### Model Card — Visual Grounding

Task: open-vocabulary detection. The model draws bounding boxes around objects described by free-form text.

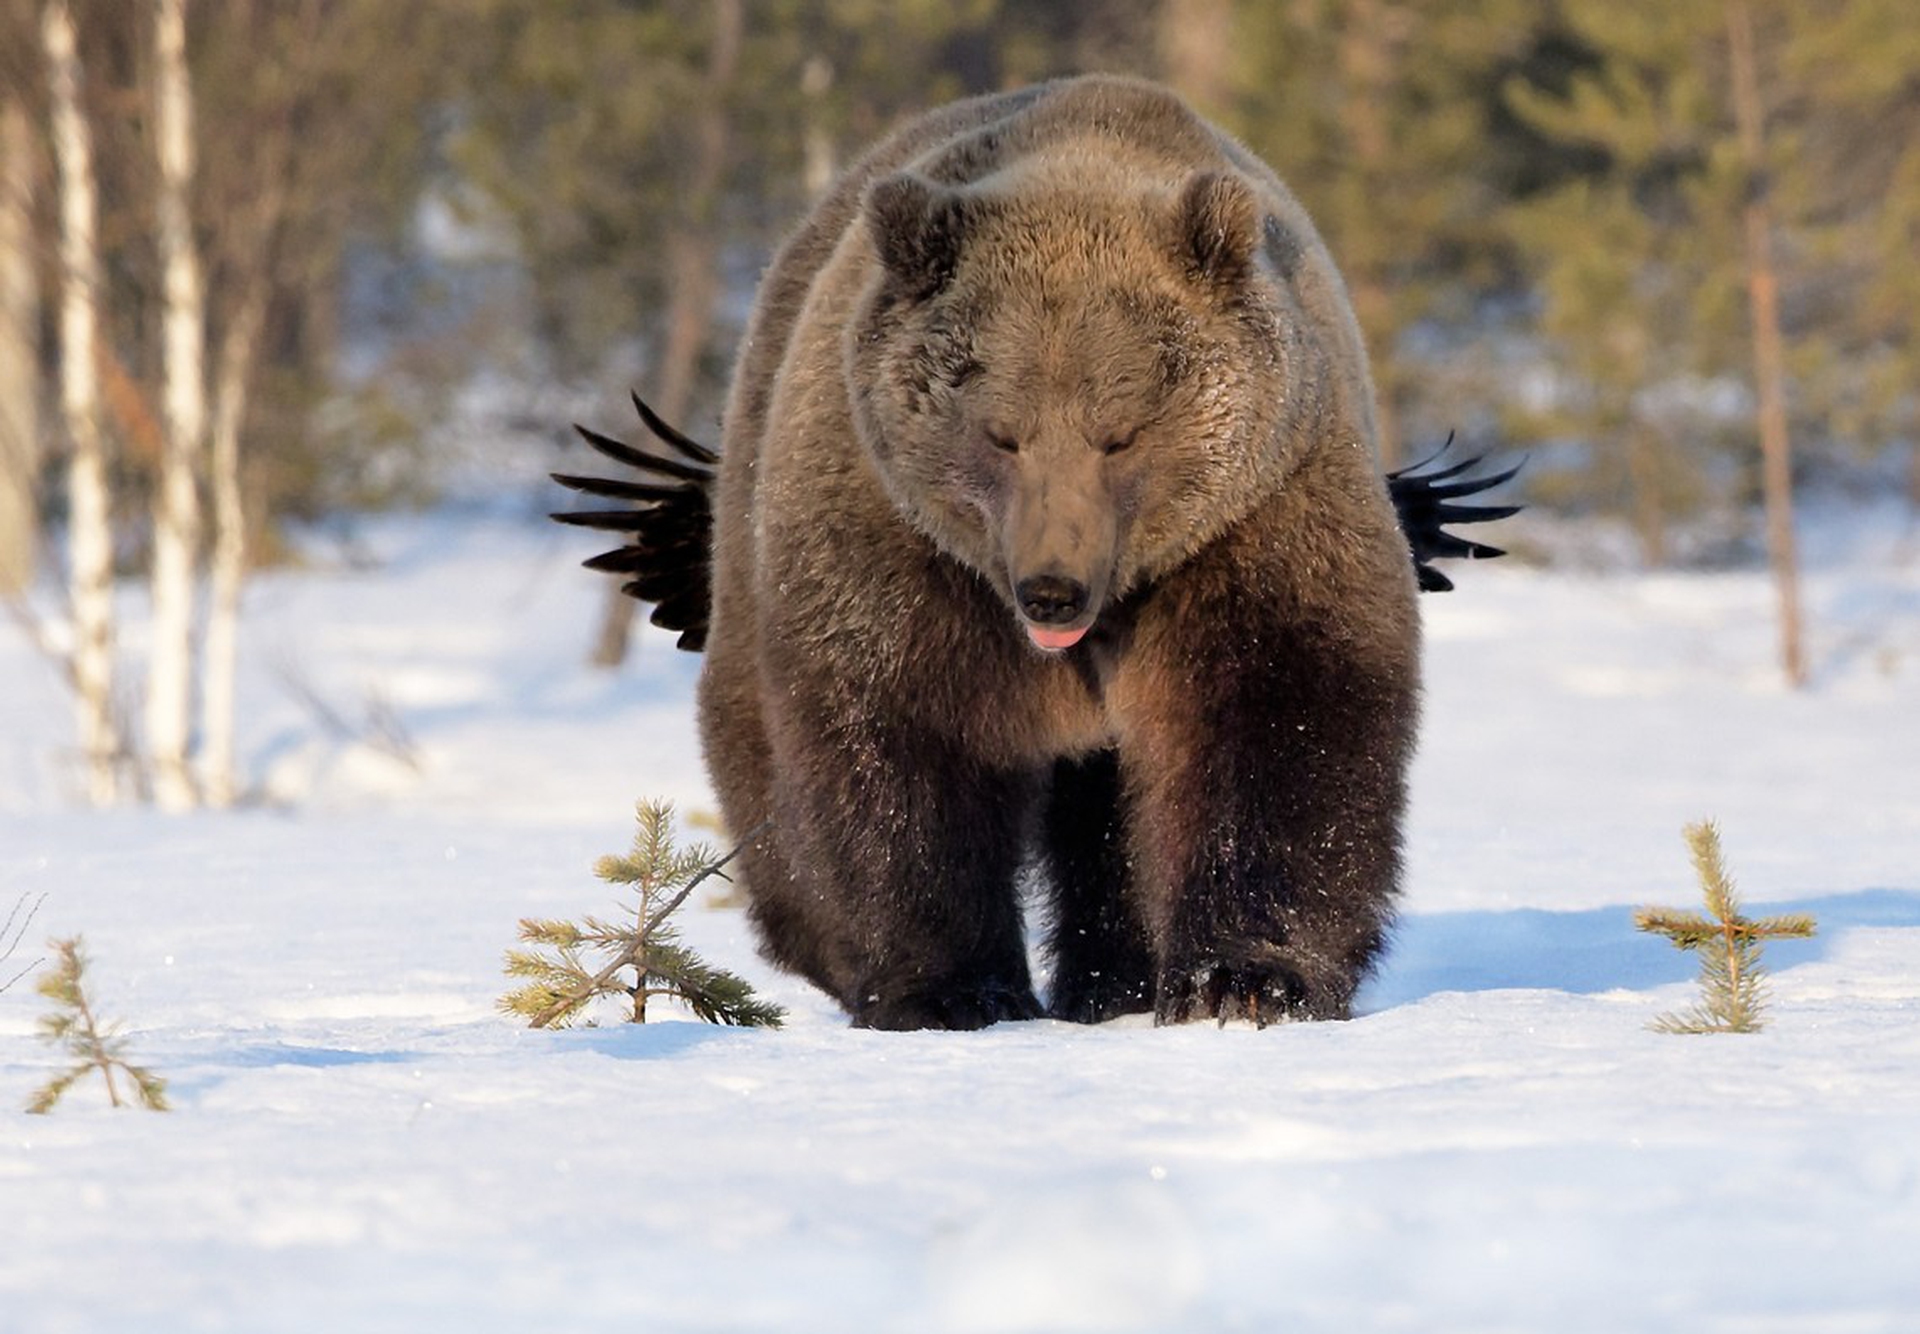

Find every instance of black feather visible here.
[581,548,652,574]
[631,389,719,465]
[549,508,667,534]
[572,424,714,485]
[550,393,718,653]
[551,472,694,504]
[1386,434,1523,594]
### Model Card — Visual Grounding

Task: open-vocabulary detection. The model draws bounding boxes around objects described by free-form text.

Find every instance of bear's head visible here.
[847,164,1315,654]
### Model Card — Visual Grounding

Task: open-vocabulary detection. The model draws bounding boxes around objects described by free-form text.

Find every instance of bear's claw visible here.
[1154,957,1330,1028]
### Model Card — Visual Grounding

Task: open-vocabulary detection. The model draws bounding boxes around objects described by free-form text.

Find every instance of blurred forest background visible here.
[1,0,1915,805]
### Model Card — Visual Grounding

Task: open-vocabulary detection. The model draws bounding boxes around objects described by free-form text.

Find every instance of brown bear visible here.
[634,75,1432,1029]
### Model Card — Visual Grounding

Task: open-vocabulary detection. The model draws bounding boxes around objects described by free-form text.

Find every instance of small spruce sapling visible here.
[500,800,782,1029]
[1635,820,1816,1034]
[27,936,170,1113]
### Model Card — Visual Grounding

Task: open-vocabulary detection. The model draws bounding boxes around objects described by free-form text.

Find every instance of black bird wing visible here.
[553,400,1522,651]
[551,392,717,652]
[1385,435,1522,593]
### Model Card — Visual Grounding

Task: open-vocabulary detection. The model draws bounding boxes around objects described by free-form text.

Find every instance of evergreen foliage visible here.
[27,937,170,1113]
[1503,6,1748,559]
[1635,820,1816,1034]
[501,801,782,1029]
[1224,0,1536,466]
[1505,0,1920,552]
[11,1,1920,707]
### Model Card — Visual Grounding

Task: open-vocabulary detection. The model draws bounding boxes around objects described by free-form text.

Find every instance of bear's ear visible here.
[865,172,970,297]
[1176,171,1259,287]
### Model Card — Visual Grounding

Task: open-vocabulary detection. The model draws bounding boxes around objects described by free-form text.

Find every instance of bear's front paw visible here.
[852,979,1042,1031]
[1047,971,1155,1024]
[1154,956,1344,1027]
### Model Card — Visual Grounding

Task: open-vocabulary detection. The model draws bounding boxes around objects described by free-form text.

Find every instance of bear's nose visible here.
[1015,575,1089,625]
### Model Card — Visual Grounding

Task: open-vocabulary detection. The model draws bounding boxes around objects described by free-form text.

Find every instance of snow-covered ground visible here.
[3,501,1917,1333]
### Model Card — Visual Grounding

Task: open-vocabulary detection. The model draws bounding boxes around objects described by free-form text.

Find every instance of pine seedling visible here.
[1635,820,1816,1034]
[27,937,170,1113]
[500,801,782,1029]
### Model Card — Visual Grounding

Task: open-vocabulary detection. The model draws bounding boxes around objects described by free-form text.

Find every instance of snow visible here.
[3,501,1918,1333]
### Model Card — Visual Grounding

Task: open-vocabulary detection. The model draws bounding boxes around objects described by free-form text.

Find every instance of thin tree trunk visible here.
[199,279,266,809]
[198,143,289,810]
[198,2,312,807]
[148,0,206,809]
[590,0,742,668]
[0,99,38,597]
[44,0,122,805]
[1726,0,1806,688]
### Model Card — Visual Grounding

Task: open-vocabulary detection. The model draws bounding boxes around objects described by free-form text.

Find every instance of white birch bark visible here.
[43,0,121,805]
[195,7,302,807]
[148,0,205,809]
[0,99,39,597]
[199,281,266,808]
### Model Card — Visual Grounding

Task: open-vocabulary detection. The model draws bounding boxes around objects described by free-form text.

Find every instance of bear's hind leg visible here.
[1039,751,1156,1023]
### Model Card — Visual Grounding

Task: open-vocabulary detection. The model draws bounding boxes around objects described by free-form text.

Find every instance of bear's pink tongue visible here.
[1027,623,1089,652]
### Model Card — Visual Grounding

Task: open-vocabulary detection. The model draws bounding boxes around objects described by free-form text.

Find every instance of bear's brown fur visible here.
[700,74,1420,1029]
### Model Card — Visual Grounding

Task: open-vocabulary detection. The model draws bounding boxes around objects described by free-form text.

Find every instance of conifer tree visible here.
[1635,820,1816,1034]
[501,801,782,1029]
[1503,0,1890,668]
[1779,0,1920,505]
[1224,0,1535,467]
[27,936,170,1113]
[1503,6,1740,564]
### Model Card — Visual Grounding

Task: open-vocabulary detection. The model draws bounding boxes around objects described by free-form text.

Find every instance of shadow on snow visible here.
[542,1019,751,1059]
[1362,886,1920,1012]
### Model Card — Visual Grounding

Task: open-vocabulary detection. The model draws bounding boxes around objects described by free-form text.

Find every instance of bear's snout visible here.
[1014,573,1093,651]
[1016,574,1088,625]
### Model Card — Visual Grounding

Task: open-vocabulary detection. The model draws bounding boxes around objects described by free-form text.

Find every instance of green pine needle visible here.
[27,936,170,1113]
[643,938,788,1028]
[514,918,587,948]
[1636,820,1816,1034]
[501,800,781,1030]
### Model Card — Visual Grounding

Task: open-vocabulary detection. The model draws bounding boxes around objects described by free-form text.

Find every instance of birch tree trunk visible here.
[199,275,268,809]
[198,3,308,808]
[44,0,122,805]
[1725,0,1807,688]
[590,0,742,668]
[0,99,38,597]
[148,0,206,809]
